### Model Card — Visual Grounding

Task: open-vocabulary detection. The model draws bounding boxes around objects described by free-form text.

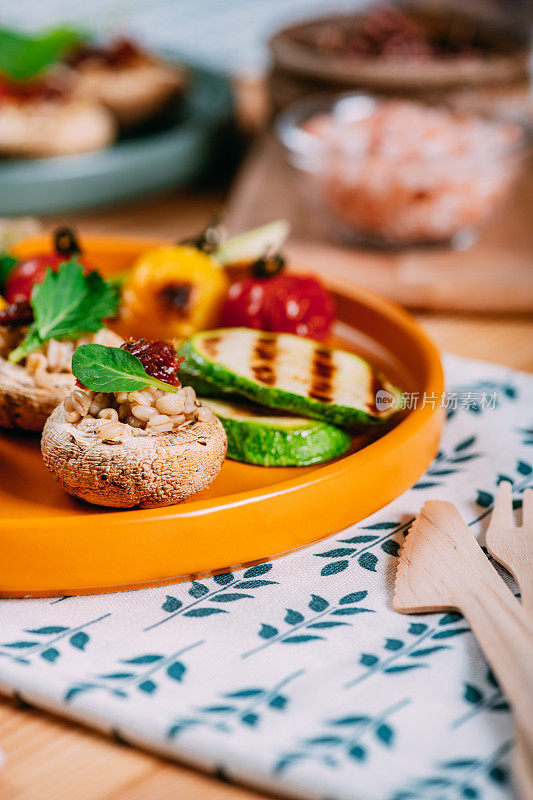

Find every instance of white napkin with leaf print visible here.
[0,354,531,800]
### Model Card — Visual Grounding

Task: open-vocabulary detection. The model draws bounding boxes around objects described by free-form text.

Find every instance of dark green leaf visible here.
[339,535,378,543]
[439,613,463,625]
[25,626,68,634]
[167,661,186,682]
[200,705,235,713]
[269,694,287,710]
[408,623,427,635]
[213,572,234,584]
[315,548,355,558]
[224,688,263,698]
[11,260,119,363]
[348,745,366,761]
[0,26,86,80]
[183,608,225,617]
[285,609,304,624]
[0,252,17,290]
[413,481,440,489]
[99,672,134,679]
[331,715,370,726]
[476,490,494,508]
[486,668,498,688]
[455,436,476,452]
[340,591,368,604]
[376,723,394,746]
[410,646,448,657]
[464,684,483,704]
[432,628,470,639]
[211,593,252,602]
[242,564,271,578]
[138,679,157,694]
[362,522,400,530]
[332,606,372,616]
[258,624,277,639]
[321,560,349,576]
[360,653,379,667]
[381,540,401,556]
[307,621,348,629]
[70,632,89,651]
[491,702,510,711]
[189,581,209,598]
[305,735,342,745]
[488,766,507,784]
[72,343,177,394]
[122,654,163,664]
[384,665,425,673]
[358,553,378,572]
[282,635,324,644]
[384,638,403,651]
[41,647,60,662]
[461,786,478,798]
[65,685,93,702]
[443,759,480,768]
[517,460,532,475]
[309,594,328,612]
[241,712,259,726]
[2,641,38,648]
[162,595,181,613]
[233,580,277,588]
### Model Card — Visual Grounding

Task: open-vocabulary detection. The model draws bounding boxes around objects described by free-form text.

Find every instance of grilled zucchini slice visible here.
[179,328,402,427]
[202,397,351,466]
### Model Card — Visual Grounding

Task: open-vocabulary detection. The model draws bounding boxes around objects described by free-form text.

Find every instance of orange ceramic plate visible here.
[0,236,444,597]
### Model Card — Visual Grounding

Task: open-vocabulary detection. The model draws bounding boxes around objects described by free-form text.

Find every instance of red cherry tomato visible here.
[220,274,335,342]
[4,227,93,303]
[5,254,64,303]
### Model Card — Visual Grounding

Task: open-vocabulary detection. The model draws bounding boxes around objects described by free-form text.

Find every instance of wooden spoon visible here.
[394,500,533,800]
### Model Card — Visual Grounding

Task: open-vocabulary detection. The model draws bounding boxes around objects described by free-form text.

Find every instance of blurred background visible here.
[1,0,532,315]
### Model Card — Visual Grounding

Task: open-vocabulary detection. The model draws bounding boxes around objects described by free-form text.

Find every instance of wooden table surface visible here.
[1,189,532,800]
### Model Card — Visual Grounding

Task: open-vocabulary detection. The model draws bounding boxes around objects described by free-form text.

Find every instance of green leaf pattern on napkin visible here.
[0,355,529,800]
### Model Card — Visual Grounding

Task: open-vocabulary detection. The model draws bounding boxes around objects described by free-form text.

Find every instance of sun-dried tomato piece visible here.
[0,300,34,327]
[121,338,184,386]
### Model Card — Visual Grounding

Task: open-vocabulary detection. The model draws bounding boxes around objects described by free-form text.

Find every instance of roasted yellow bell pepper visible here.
[119,245,229,341]
[0,295,6,310]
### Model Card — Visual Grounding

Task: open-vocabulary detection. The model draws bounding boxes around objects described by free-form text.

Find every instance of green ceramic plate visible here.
[0,70,234,215]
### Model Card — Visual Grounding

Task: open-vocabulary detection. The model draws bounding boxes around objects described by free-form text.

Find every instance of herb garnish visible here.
[9,259,119,363]
[0,26,86,81]
[0,253,17,292]
[72,344,179,394]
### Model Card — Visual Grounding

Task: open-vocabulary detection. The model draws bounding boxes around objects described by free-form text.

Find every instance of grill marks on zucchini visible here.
[310,347,335,403]
[179,328,402,427]
[252,334,277,386]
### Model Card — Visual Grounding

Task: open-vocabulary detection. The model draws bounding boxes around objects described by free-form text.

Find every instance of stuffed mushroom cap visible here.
[41,401,227,508]
[0,356,74,431]
[72,58,186,127]
[0,97,116,158]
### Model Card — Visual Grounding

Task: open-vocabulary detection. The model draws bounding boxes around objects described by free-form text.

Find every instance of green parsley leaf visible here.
[72,344,179,394]
[0,26,87,81]
[9,259,118,363]
[0,252,17,292]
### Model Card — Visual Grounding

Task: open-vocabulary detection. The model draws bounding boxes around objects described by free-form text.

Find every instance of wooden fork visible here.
[486,481,533,617]
[394,500,533,800]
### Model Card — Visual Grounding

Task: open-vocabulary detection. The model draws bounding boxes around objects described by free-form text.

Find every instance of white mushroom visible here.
[0,98,116,158]
[72,58,186,127]
[41,402,227,508]
[0,355,74,431]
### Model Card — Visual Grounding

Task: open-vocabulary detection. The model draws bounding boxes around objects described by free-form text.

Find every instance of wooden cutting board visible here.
[226,133,533,312]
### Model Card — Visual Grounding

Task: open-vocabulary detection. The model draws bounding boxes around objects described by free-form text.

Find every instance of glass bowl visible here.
[276,92,531,249]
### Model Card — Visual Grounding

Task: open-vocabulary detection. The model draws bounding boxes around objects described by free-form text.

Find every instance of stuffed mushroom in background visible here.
[41,339,227,508]
[67,38,187,128]
[0,75,116,158]
[0,247,120,431]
